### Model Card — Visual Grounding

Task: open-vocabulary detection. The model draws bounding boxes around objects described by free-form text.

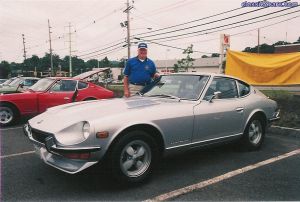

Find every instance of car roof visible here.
[22,77,40,79]
[43,77,86,82]
[170,72,242,82]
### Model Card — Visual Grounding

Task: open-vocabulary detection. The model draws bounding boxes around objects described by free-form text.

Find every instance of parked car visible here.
[24,73,280,183]
[0,77,39,94]
[0,77,17,87]
[0,79,7,84]
[0,76,114,126]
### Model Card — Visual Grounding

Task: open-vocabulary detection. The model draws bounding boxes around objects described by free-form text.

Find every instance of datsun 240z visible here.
[24,73,280,183]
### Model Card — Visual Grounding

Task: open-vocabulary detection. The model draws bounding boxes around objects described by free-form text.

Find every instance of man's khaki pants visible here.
[129,84,144,96]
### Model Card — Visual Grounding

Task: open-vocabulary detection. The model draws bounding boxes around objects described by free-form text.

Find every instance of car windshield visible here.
[8,78,22,86]
[143,75,209,100]
[29,78,54,91]
[2,78,15,85]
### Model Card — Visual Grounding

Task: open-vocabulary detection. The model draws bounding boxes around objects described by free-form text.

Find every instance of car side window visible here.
[51,80,77,92]
[78,81,88,89]
[237,80,250,97]
[204,77,238,100]
[24,79,38,86]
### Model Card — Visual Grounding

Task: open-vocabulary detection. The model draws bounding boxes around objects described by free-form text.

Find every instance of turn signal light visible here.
[96,131,109,138]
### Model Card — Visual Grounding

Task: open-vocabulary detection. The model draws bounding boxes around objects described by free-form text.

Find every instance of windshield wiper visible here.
[148,94,181,101]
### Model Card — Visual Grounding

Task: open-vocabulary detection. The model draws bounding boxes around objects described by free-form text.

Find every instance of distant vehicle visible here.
[0,77,39,94]
[0,77,17,87]
[0,79,7,84]
[0,74,114,126]
[24,73,280,184]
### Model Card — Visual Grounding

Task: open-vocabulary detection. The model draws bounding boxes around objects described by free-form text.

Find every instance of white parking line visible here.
[144,148,300,202]
[0,126,23,131]
[272,125,300,131]
[0,151,35,159]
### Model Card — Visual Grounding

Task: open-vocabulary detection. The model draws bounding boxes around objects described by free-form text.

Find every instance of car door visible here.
[192,77,245,143]
[38,79,77,113]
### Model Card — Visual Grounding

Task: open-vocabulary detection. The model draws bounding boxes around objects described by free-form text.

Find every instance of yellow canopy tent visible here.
[225,50,300,85]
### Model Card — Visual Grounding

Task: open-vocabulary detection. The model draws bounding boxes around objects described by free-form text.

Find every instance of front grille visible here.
[30,127,53,144]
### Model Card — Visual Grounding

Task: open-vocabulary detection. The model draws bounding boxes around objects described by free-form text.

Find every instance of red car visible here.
[0,75,114,126]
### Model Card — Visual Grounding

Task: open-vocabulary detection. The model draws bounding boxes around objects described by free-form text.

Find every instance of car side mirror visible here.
[208,91,221,102]
[19,83,24,88]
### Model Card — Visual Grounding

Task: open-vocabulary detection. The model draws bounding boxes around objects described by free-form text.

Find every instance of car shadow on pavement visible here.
[47,142,239,191]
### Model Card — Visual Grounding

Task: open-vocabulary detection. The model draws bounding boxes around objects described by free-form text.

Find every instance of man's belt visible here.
[130,82,148,86]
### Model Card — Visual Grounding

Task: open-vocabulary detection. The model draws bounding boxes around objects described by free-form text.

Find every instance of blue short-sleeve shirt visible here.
[123,57,156,85]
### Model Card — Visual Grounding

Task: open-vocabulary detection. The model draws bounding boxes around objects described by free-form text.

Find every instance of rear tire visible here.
[239,115,265,151]
[0,103,19,127]
[108,130,159,184]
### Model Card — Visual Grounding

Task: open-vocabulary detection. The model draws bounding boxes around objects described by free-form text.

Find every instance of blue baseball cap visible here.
[138,43,148,49]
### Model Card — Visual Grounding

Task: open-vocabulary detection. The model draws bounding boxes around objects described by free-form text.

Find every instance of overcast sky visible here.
[1,0,300,63]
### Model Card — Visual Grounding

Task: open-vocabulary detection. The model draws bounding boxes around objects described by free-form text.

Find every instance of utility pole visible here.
[124,0,131,59]
[22,34,27,74]
[22,34,27,61]
[257,28,260,54]
[48,19,53,76]
[68,22,73,77]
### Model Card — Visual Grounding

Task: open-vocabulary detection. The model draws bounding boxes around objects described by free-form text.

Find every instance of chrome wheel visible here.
[120,140,151,178]
[248,120,262,145]
[0,106,14,124]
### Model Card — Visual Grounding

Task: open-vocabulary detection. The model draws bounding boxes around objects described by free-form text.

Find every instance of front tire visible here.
[109,130,159,184]
[240,116,265,151]
[0,103,19,127]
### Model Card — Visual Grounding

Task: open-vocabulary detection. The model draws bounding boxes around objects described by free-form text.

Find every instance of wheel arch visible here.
[0,101,21,115]
[244,110,267,132]
[108,124,165,154]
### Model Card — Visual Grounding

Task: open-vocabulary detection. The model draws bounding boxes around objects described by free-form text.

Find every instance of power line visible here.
[76,38,124,54]
[133,0,291,37]
[133,6,244,37]
[160,13,299,46]
[135,38,214,54]
[81,46,126,60]
[135,6,299,41]
[135,7,266,38]
[77,41,126,57]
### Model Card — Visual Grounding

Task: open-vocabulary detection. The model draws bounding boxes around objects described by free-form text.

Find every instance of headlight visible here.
[82,122,90,139]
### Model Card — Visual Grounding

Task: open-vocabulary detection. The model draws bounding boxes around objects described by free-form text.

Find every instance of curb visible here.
[268,125,300,138]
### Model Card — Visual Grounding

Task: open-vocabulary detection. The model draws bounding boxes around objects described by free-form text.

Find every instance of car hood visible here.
[29,96,178,133]
[0,85,18,93]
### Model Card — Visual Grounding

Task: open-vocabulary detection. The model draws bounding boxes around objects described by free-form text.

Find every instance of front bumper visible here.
[268,110,280,126]
[23,123,101,174]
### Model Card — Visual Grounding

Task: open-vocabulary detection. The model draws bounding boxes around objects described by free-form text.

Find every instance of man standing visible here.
[123,43,159,97]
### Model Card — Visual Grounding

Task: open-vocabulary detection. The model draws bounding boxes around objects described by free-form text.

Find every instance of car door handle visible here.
[236,107,244,112]
[64,97,70,100]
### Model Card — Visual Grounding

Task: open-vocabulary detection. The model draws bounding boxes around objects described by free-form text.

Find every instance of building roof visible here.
[154,57,219,68]
[274,44,300,53]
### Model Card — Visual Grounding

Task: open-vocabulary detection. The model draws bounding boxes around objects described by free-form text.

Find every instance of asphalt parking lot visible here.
[1,124,300,201]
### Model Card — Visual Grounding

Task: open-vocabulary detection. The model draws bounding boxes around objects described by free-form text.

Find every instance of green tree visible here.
[101,56,110,67]
[293,36,300,44]
[211,53,220,57]
[86,59,98,69]
[173,44,195,72]
[0,61,11,79]
[243,43,274,53]
[72,56,86,76]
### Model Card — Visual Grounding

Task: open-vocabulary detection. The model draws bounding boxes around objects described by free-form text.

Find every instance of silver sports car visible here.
[24,73,280,183]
